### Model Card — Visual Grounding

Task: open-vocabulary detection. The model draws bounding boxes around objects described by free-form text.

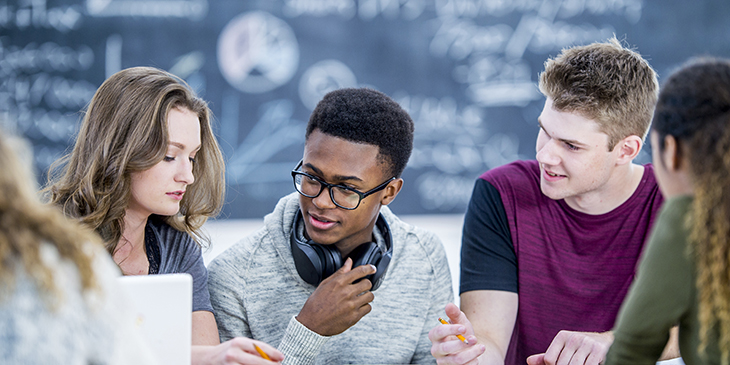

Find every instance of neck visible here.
[564,163,645,215]
[117,210,149,256]
[333,218,379,258]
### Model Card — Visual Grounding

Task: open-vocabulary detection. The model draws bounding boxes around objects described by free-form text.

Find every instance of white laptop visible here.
[117,273,192,365]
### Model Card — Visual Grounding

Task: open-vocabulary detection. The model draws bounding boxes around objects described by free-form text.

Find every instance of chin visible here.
[303,226,338,246]
[155,207,182,217]
[540,183,568,201]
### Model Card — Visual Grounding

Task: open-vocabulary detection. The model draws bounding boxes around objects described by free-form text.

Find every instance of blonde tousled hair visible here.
[0,131,99,306]
[539,37,659,150]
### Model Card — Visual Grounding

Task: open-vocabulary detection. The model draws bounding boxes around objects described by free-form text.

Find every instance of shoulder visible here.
[621,163,664,212]
[147,216,197,250]
[479,160,540,197]
[480,160,539,184]
[380,207,448,268]
[207,227,268,277]
[208,194,299,277]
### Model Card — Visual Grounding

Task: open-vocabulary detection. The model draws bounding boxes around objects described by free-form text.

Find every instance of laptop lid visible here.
[118,273,192,365]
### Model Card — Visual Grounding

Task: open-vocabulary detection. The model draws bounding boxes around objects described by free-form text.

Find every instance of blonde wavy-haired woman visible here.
[45,67,283,364]
[0,131,156,364]
[606,58,730,365]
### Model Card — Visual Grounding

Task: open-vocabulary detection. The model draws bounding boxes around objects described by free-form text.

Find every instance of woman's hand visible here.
[192,338,284,365]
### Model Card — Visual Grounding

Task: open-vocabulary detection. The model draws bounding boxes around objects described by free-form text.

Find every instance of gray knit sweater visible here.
[208,193,453,364]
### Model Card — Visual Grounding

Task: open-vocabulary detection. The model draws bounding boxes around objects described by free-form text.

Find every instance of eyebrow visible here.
[304,163,364,183]
[169,141,202,152]
[537,120,587,148]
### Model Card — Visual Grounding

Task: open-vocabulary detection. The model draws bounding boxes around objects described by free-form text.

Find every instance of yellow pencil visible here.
[254,344,271,360]
[438,317,469,344]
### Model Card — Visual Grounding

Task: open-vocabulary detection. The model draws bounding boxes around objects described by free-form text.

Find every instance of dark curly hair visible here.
[306,88,414,178]
[652,57,730,363]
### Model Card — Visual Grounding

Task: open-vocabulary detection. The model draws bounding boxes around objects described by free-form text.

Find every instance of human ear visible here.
[661,135,682,171]
[380,178,403,206]
[615,135,643,165]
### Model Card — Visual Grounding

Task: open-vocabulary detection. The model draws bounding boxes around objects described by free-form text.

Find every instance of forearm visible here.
[474,336,509,365]
[191,346,214,365]
[658,326,680,360]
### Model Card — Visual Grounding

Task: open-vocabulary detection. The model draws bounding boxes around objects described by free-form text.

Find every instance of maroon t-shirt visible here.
[460,160,664,365]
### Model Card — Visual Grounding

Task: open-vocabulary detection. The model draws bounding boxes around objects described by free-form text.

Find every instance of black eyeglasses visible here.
[291,160,395,210]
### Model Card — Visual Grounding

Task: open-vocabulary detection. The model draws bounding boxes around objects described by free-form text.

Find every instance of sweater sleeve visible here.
[278,317,330,365]
[411,229,454,364]
[604,197,694,365]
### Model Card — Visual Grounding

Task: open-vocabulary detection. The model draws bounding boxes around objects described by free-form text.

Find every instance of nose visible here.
[311,185,336,209]
[535,134,560,166]
[175,159,195,185]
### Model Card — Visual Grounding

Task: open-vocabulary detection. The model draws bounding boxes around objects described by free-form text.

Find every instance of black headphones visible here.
[290,210,392,291]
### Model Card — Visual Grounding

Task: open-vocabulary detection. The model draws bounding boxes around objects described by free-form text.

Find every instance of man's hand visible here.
[296,257,376,336]
[526,330,613,365]
[428,303,485,364]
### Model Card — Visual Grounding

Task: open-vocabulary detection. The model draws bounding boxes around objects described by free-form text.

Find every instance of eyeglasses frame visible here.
[291,160,396,210]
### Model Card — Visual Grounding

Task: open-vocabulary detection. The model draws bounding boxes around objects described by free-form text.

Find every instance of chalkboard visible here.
[3,0,730,219]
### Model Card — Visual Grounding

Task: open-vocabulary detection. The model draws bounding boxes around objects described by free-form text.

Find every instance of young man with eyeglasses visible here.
[207,88,453,365]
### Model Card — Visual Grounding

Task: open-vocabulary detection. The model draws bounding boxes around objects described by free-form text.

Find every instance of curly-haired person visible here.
[606,57,730,365]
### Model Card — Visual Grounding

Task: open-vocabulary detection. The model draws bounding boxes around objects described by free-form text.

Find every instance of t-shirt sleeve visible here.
[161,230,213,313]
[185,246,213,313]
[459,178,517,294]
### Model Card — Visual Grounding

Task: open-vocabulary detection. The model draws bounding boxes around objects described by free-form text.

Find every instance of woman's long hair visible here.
[44,67,225,255]
[0,131,99,305]
[653,58,730,363]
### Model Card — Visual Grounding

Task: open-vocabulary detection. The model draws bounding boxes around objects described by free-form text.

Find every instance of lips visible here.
[167,190,185,201]
[308,212,338,230]
[542,165,566,181]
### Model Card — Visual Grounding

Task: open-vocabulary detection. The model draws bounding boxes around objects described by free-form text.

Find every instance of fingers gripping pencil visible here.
[254,344,271,360]
[438,317,469,344]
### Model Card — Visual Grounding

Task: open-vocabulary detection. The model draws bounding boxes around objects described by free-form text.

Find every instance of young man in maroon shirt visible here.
[429,38,679,365]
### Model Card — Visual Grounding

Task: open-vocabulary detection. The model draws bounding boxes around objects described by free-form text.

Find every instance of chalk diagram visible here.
[298,59,358,111]
[218,11,304,186]
[217,11,299,94]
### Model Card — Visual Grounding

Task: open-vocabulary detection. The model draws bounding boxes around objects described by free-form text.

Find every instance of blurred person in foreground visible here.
[0,130,158,364]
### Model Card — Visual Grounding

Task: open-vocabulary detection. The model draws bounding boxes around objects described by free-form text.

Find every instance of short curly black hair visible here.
[306,88,414,178]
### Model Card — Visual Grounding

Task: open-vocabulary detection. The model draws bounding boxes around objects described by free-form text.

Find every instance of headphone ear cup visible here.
[349,242,381,269]
[290,233,324,286]
[348,242,381,288]
[315,244,343,279]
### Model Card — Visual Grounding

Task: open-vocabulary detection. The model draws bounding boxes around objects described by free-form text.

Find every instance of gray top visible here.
[147,216,213,313]
[0,243,158,365]
[208,192,453,365]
